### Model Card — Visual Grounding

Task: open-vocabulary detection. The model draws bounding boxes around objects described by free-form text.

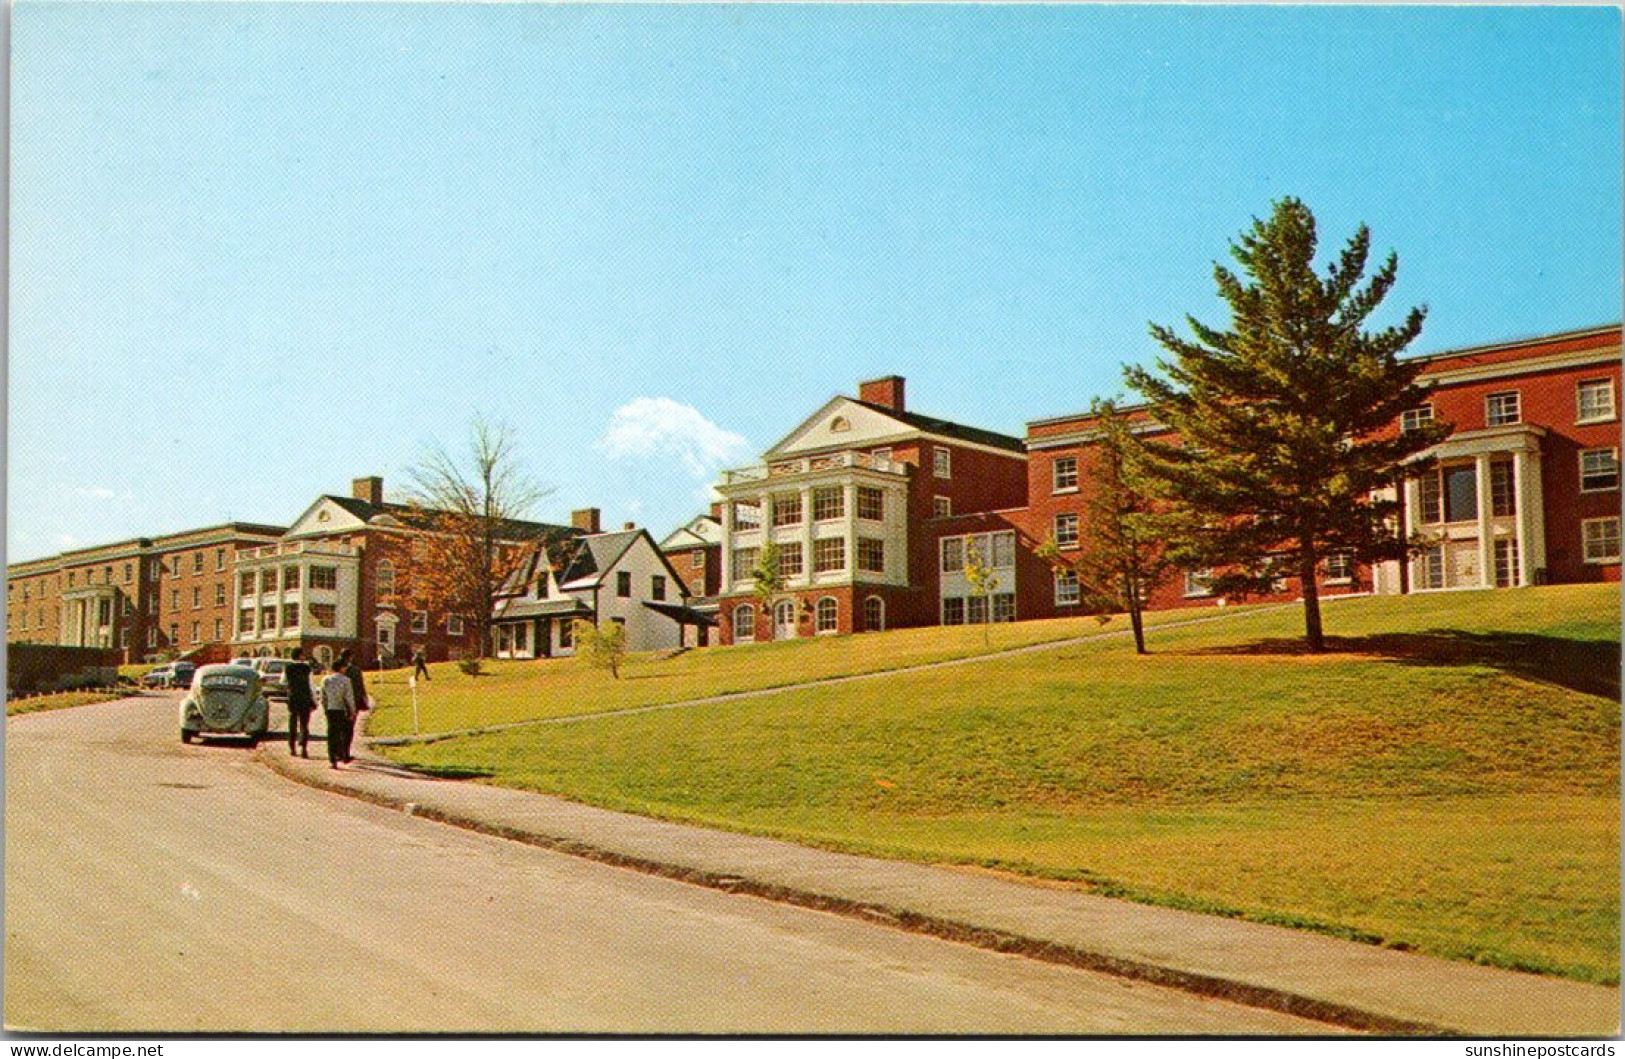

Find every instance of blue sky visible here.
[10,3,1622,562]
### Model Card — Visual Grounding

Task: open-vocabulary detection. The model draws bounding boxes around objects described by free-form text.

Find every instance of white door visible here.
[774,600,797,641]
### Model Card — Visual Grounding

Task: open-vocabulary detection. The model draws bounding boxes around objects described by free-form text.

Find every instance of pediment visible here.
[764,397,917,459]
[284,497,369,539]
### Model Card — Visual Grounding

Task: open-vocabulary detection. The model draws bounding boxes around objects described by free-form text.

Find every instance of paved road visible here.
[5,694,1332,1034]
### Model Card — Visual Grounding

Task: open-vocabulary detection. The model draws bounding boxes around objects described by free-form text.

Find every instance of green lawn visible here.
[7,688,131,717]
[382,584,1621,982]
[367,601,1263,737]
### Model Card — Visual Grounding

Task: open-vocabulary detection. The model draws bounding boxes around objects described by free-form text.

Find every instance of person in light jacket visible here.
[320,663,356,770]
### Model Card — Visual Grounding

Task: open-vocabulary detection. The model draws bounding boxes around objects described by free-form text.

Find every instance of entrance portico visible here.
[1403,424,1547,591]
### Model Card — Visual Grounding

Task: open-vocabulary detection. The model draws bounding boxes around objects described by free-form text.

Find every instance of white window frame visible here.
[857,537,885,574]
[691,549,705,569]
[771,492,803,527]
[732,604,756,643]
[1054,512,1080,550]
[1581,517,1620,564]
[813,537,846,574]
[815,597,839,634]
[1054,569,1080,606]
[1577,379,1617,424]
[812,487,845,522]
[857,487,885,522]
[1183,569,1214,598]
[1400,405,1434,433]
[1579,448,1619,493]
[1485,391,1521,427]
[940,536,964,574]
[934,447,952,479]
[447,614,465,636]
[1052,456,1079,493]
[779,542,804,578]
[933,496,952,519]
[1324,553,1353,584]
[411,610,428,634]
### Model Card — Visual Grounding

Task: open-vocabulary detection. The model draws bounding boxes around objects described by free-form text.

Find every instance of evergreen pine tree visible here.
[1125,198,1451,651]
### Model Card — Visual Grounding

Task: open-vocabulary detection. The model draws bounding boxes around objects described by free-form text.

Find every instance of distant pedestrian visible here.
[320,662,356,769]
[412,648,431,682]
[339,649,369,764]
[283,648,315,759]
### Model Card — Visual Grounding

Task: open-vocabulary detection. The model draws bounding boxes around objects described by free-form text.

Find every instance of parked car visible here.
[179,664,270,746]
[142,662,197,689]
[253,657,289,700]
[228,657,256,668]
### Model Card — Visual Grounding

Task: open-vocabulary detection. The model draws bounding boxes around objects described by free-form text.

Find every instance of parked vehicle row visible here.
[141,661,196,689]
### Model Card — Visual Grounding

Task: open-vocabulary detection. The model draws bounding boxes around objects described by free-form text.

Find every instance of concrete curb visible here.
[261,746,1458,1036]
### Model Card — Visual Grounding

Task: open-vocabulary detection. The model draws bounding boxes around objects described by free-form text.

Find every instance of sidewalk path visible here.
[370,602,1303,747]
[262,743,1620,1037]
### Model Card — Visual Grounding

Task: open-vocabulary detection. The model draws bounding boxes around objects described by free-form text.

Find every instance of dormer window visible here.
[830,416,851,433]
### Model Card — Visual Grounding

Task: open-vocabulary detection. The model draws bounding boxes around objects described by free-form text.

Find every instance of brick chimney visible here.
[709,502,724,520]
[352,477,384,506]
[623,521,636,531]
[571,507,601,534]
[859,375,905,412]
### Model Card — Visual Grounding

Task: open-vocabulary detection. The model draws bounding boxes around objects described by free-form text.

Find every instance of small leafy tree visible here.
[1034,399,1177,655]
[1125,197,1451,651]
[751,540,787,639]
[572,619,627,679]
[963,538,1000,646]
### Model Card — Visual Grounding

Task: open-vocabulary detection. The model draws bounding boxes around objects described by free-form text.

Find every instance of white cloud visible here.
[595,397,752,481]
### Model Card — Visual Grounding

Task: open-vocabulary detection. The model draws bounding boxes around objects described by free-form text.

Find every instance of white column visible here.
[799,487,814,586]
[843,482,859,584]
[1404,477,1423,591]
[1513,449,1546,586]
[1475,454,1494,588]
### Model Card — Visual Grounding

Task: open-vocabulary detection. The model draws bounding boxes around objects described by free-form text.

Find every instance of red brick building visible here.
[704,325,1620,643]
[230,476,578,669]
[6,523,286,664]
[713,376,1029,643]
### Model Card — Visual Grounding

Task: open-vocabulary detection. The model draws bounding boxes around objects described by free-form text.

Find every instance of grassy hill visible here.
[380,584,1621,982]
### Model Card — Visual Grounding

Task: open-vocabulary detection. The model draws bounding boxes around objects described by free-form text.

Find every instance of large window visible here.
[940,536,963,573]
[942,597,965,625]
[1493,538,1521,588]
[1053,456,1079,492]
[862,596,884,632]
[1420,546,1446,590]
[857,537,885,574]
[1055,569,1080,606]
[934,447,952,479]
[1489,460,1516,516]
[812,487,845,521]
[310,566,338,591]
[857,487,885,522]
[1580,449,1619,493]
[260,606,276,631]
[779,542,804,578]
[1419,465,1479,524]
[448,614,465,636]
[1400,405,1434,434]
[771,493,803,527]
[240,572,256,597]
[1485,391,1521,426]
[813,538,846,574]
[733,604,756,643]
[1577,379,1616,424]
[992,593,1015,623]
[239,608,255,634]
[310,603,337,629]
[1054,513,1080,550]
[616,571,632,598]
[283,603,300,629]
[732,548,759,580]
[1582,518,1621,563]
[1183,570,1213,597]
[816,597,839,633]
[283,565,301,591]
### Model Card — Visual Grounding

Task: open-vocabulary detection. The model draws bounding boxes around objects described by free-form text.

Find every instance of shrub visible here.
[457,658,483,677]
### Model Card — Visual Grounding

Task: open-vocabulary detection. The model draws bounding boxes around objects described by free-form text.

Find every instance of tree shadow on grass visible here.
[1181,631,1621,701]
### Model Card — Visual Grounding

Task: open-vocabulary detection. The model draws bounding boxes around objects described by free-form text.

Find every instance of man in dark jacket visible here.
[283,648,315,758]
[338,649,369,764]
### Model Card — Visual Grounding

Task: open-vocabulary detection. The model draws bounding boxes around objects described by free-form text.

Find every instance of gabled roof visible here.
[313,495,572,541]
[659,514,722,551]
[763,394,1025,461]
[555,529,644,586]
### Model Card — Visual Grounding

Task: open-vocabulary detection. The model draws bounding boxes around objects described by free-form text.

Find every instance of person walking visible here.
[412,648,431,682]
[320,661,356,770]
[339,649,369,764]
[283,648,315,759]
